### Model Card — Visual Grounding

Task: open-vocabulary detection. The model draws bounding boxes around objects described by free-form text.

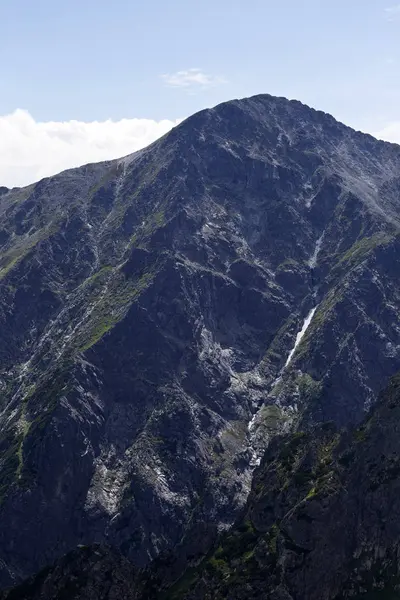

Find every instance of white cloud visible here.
[374,122,400,144]
[161,68,227,92]
[385,4,400,20]
[0,110,181,188]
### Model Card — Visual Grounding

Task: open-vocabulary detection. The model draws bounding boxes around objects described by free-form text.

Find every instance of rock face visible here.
[0,545,138,600]
[164,374,400,600]
[0,93,400,589]
[7,374,400,600]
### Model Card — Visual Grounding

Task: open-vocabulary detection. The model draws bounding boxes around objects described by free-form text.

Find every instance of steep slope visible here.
[6,374,400,600]
[166,374,400,600]
[0,94,400,587]
[0,545,138,600]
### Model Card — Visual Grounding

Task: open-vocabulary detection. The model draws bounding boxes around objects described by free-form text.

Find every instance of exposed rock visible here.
[0,93,400,589]
[166,374,400,599]
[0,545,137,600]
[8,374,400,600]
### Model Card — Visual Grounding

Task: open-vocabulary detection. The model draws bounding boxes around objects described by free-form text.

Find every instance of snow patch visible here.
[284,307,317,368]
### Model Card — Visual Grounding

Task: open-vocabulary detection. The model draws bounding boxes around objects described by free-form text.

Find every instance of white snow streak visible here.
[247,230,324,462]
[284,307,317,368]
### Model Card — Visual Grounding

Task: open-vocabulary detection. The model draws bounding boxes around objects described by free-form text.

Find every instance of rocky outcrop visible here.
[166,373,400,599]
[0,545,137,600]
[1,93,400,588]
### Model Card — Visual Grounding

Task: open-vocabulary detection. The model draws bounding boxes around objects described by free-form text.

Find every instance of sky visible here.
[1,0,400,187]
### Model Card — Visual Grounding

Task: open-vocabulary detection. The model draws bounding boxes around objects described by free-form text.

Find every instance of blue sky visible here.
[1,0,400,186]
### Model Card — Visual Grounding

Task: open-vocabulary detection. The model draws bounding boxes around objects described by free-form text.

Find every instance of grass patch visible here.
[130,208,166,248]
[335,233,392,270]
[78,268,158,352]
[298,373,323,403]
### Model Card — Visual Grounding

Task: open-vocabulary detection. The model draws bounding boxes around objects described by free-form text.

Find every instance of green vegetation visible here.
[266,523,279,557]
[164,416,369,599]
[354,427,367,443]
[78,267,158,352]
[293,289,343,359]
[0,255,22,280]
[79,316,116,352]
[291,233,394,358]
[297,373,323,403]
[81,265,113,287]
[258,404,286,430]
[278,431,307,471]
[0,221,61,280]
[261,314,298,369]
[3,185,35,207]
[276,257,299,271]
[130,208,166,248]
[15,411,31,480]
[166,518,259,598]
[335,233,393,270]
[0,397,37,502]
[219,421,248,446]
[207,556,230,577]
[305,486,317,499]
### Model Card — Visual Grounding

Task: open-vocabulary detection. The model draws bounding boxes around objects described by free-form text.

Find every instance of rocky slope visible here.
[6,373,400,600]
[0,545,138,600]
[162,373,400,600]
[0,93,400,589]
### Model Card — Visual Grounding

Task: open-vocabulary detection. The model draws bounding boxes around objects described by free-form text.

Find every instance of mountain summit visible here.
[1,94,400,592]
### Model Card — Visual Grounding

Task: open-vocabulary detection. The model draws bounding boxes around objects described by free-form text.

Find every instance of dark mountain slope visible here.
[166,373,400,600]
[0,545,137,600]
[5,373,400,600]
[0,94,400,586]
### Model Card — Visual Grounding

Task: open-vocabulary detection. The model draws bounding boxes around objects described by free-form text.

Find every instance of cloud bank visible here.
[0,110,181,188]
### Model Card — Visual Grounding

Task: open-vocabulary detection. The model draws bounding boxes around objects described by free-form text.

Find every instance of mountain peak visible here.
[1,94,400,595]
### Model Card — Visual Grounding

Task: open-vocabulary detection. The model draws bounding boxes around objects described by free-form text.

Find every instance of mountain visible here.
[0,545,138,600]
[0,93,400,590]
[5,374,400,600]
[161,373,400,600]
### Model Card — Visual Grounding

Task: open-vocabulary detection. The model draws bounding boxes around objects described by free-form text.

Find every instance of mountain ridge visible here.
[0,93,400,591]
[4,93,399,196]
